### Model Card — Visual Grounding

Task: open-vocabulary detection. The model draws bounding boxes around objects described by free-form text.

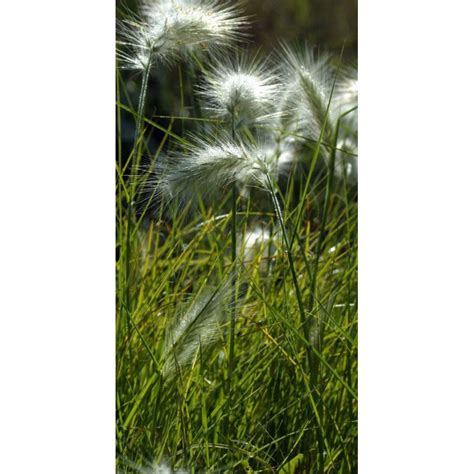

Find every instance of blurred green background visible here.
[245,0,357,59]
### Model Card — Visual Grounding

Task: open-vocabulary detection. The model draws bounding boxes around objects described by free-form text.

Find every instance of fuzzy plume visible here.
[125,461,189,474]
[160,280,233,380]
[197,53,282,129]
[137,134,298,214]
[278,44,358,184]
[279,44,337,145]
[117,0,248,70]
[333,66,358,123]
[156,134,288,204]
[332,67,358,184]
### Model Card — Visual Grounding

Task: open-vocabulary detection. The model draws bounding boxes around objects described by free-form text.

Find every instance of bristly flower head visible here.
[197,53,282,129]
[133,461,189,474]
[279,44,337,142]
[161,280,233,381]
[333,65,358,129]
[278,44,358,182]
[333,66,358,185]
[117,0,248,70]
[155,134,289,204]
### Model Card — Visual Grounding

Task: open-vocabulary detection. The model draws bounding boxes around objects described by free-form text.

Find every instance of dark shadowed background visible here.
[117,0,357,161]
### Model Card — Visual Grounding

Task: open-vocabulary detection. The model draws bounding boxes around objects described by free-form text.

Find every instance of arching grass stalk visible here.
[122,53,152,348]
[308,106,358,312]
[226,113,238,437]
[264,171,329,468]
[264,172,317,387]
[305,108,357,467]
[131,56,156,212]
[134,54,153,143]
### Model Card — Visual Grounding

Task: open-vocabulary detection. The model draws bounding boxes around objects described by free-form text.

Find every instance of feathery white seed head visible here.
[281,45,333,103]
[335,75,358,111]
[117,0,248,70]
[119,459,190,474]
[139,462,189,474]
[332,67,358,185]
[198,54,282,128]
[278,44,358,185]
[279,45,337,142]
[161,280,233,380]
[158,135,285,204]
[333,66,358,130]
[116,17,159,69]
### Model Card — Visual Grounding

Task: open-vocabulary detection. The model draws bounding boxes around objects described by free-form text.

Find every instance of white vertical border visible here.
[359,0,474,472]
[0,1,115,473]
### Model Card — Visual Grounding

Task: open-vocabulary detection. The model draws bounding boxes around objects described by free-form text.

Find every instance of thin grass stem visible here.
[226,116,238,439]
[264,173,317,387]
[135,56,152,142]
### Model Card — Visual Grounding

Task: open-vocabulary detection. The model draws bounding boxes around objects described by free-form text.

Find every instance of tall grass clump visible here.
[117,1,358,472]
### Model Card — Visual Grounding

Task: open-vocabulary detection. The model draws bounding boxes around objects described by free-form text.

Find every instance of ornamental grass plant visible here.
[117,1,358,472]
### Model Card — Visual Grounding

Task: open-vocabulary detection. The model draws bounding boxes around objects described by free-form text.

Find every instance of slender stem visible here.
[308,122,339,312]
[266,172,324,466]
[308,107,357,313]
[226,115,238,437]
[265,174,316,385]
[135,57,152,142]
[229,182,237,374]
[124,55,152,367]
